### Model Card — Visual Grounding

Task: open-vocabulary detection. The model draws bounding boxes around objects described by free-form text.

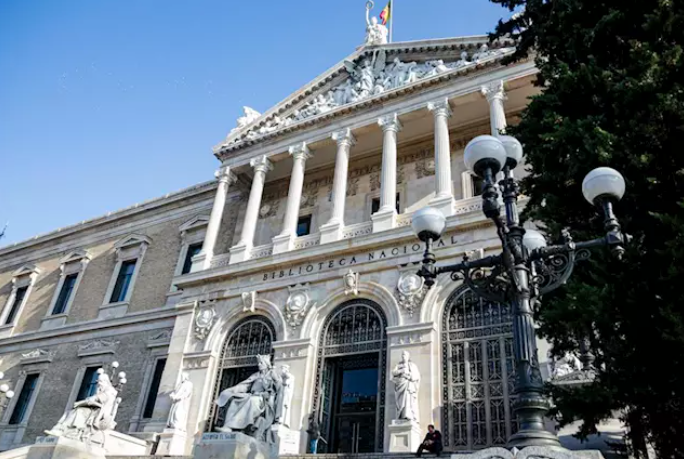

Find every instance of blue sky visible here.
[0,0,511,247]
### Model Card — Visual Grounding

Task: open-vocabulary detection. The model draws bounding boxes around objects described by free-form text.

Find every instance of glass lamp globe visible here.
[464,135,507,176]
[119,378,127,385]
[0,383,8,393]
[411,207,447,241]
[111,361,119,369]
[0,371,4,380]
[118,371,126,379]
[523,229,547,252]
[96,368,105,375]
[5,390,14,399]
[582,167,626,204]
[499,135,523,168]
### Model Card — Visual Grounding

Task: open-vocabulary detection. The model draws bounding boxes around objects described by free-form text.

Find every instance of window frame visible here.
[8,373,40,425]
[0,365,45,449]
[100,234,150,317]
[368,191,402,219]
[128,341,170,433]
[0,265,40,338]
[296,214,313,237]
[171,215,209,286]
[141,357,167,419]
[76,366,101,401]
[461,170,484,199]
[42,250,90,329]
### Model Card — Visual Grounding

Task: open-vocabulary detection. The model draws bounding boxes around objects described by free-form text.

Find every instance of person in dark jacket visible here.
[416,424,443,457]
[306,414,321,453]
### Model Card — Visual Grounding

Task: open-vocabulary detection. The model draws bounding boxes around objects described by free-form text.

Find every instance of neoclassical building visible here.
[0,35,623,456]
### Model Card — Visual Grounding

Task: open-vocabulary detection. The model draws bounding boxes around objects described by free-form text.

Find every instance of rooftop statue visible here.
[229,106,261,135]
[215,354,283,444]
[365,1,388,46]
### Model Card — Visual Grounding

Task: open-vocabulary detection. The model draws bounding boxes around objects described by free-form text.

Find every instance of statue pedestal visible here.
[388,420,422,453]
[155,428,187,456]
[271,424,300,455]
[193,432,277,459]
[27,435,106,459]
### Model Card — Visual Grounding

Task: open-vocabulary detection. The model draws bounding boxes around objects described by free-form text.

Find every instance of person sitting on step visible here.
[416,424,442,457]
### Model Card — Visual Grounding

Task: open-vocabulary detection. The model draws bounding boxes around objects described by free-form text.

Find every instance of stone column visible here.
[481,80,507,136]
[320,129,356,244]
[229,155,272,264]
[372,114,402,233]
[272,142,312,254]
[193,165,236,270]
[427,98,455,216]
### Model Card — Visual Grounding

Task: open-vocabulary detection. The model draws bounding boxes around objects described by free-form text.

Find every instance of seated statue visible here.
[215,354,283,444]
[48,371,119,445]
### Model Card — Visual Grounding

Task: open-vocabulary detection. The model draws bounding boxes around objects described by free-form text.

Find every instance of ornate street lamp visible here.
[411,134,626,448]
[0,371,15,409]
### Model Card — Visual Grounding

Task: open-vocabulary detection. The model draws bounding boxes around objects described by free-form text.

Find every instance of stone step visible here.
[107,457,192,459]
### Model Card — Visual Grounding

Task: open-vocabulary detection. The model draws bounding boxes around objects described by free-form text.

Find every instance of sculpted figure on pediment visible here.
[230,106,261,134]
[365,2,388,46]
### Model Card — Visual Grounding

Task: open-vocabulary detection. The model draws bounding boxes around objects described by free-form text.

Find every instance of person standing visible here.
[306,414,321,454]
[416,424,442,457]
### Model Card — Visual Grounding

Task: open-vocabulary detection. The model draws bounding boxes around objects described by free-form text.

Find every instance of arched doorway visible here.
[312,299,387,453]
[441,286,517,450]
[208,315,276,431]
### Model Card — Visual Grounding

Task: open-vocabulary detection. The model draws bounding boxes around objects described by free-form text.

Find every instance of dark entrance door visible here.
[326,359,378,453]
[313,300,388,453]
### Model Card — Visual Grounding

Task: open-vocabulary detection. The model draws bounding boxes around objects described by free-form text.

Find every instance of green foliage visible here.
[489,1,684,457]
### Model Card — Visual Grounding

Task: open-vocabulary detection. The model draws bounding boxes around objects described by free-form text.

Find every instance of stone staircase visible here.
[106,455,441,459]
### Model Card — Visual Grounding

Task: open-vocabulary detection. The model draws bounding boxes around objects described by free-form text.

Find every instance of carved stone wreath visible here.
[396,272,428,317]
[194,305,216,341]
[285,285,313,329]
[415,158,436,179]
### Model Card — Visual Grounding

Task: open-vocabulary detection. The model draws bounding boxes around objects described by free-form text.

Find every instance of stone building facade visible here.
[0,36,623,456]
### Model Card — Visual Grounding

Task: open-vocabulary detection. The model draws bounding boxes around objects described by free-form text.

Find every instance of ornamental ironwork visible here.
[312,299,387,453]
[441,286,517,450]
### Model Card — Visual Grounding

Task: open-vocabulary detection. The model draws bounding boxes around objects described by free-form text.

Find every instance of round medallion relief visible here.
[398,273,424,296]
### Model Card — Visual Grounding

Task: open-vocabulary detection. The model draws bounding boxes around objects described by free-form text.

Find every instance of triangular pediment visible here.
[215,36,516,156]
[60,249,91,265]
[114,233,152,250]
[179,215,210,232]
[13,263,41,278]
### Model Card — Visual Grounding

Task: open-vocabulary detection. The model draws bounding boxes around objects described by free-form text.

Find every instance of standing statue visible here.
[548,351,582,379]
[215,354,283,443]
[365,2,388,45]
[229,106,261,134]
[392,351,421,422]
[49,372,119,444]
[167,372,193,431]
[280,365,294,428]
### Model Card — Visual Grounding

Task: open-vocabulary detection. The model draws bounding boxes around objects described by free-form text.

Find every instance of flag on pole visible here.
[380,0,391,26]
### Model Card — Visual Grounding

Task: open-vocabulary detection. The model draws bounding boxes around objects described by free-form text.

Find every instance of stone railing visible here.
[210,253,230,269]
[341,221,372,239]
[251,244,273,260]
[396,213,412,228]
[293,233,321,250]
[454,196,483,215]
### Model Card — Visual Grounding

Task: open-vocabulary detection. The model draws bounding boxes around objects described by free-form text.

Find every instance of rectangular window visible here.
[52,273,78,315]
[371,193,401,215]
[109,259,137,303]
[181,242,203,275]
[77,367,100,401]
[296,215,312,237]
[142,358,167,419]
[8,373,39,425]
[472,175,485,197]
[4,286,28,325]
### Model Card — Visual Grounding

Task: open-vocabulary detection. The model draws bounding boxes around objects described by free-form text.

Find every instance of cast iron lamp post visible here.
[411,134,627,448]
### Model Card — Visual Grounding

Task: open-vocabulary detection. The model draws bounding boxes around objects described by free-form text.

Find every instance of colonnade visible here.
[194,80,508,267]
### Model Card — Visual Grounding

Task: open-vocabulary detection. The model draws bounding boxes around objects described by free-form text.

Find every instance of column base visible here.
[191,252,210,271]
[272,233,294,255]
[156,428,187,456]
[388,420,422,453]
[319,221,343,244]
[429,194,455,217]
[371,208,397,233]
[229,243,252,264]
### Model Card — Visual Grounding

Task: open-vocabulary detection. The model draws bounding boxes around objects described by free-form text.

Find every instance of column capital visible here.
[427,98,453,118]
[331,128,357,147]
[249,155,273,174]
[378,113,403,133]
[214,165,237,184]
[481,80,507,102]
[288,142,312,161]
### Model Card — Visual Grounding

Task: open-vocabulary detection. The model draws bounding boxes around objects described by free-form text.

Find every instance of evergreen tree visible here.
[488,1,684,457]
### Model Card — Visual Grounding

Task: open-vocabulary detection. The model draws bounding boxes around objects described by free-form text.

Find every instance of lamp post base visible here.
[508,429,562,448]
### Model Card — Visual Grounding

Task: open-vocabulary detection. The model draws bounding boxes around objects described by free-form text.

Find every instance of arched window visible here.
[312,300,387,453]
[441,286,517,450]
[208,315,276,430]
